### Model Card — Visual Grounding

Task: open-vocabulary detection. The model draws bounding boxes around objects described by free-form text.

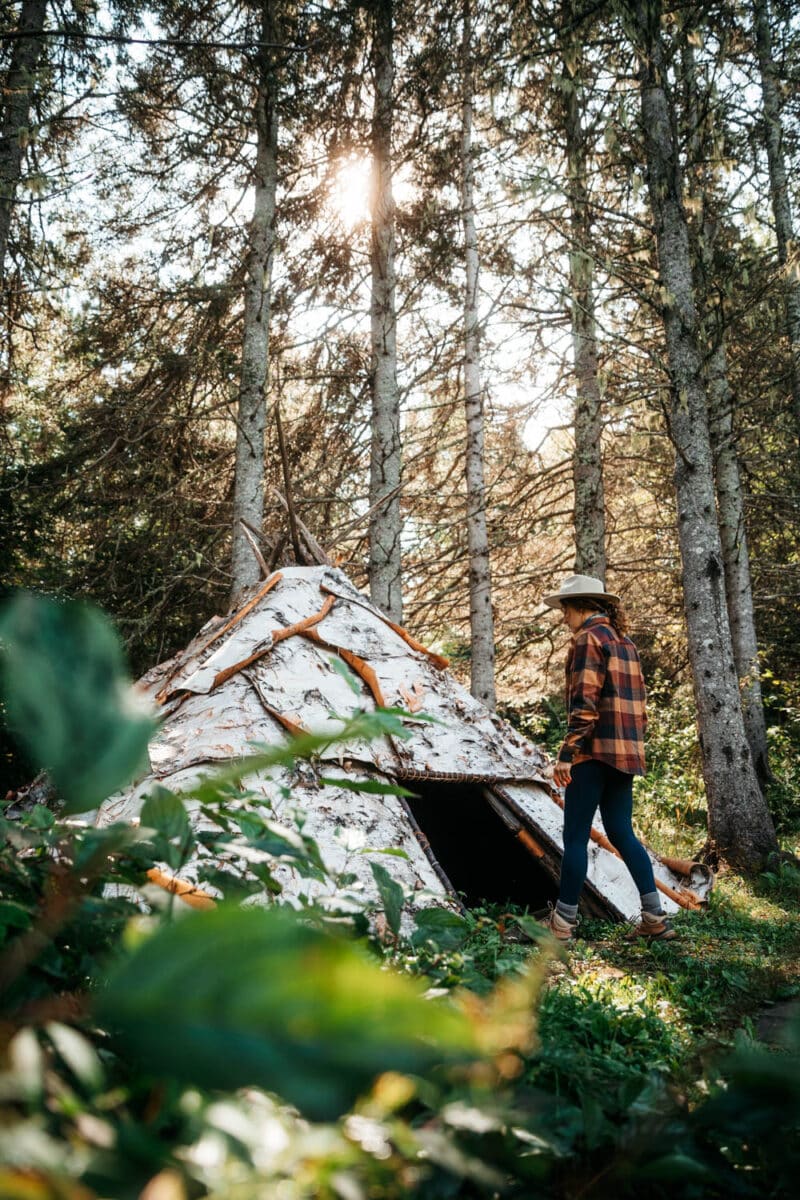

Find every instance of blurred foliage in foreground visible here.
[0,593,798,1199]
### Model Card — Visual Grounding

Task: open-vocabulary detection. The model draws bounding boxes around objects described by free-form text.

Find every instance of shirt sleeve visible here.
[557,633,607,764]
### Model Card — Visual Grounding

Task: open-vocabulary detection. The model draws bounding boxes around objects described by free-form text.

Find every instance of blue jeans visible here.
[559,759,656,906]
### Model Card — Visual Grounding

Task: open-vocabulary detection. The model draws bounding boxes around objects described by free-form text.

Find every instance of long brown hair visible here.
[563,597,629,636]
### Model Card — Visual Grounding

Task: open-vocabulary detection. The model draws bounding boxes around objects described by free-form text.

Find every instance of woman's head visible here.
[560,596,628,636]
[542,574,628,635]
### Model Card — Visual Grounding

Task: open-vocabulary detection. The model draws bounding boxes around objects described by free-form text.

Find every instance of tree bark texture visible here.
[561,16,606,580]
[634,0,777,871]
[754,0,800,445]
[230,0,279,599]
[368,0,403,622]
[0,0,48,285]
[460,0,496,709]
[681,41,771,785]
[707,341,771,783]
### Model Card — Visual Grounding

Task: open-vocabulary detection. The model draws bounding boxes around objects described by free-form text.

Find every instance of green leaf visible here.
[0,594,155,813]
[140,787,191,843]
[0,900,31,933]
[635,1153,714,1183]
[45,1022,104,1092]
[411,907,469,951]
[370,861,405,938]
[28,805,55,830]
[329,655,361,695]
[95,905,475,1121]
[319,776,416,797]
[360,846,410,860]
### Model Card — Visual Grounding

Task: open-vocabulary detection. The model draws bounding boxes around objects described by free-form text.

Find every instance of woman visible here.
[540,574,675,942]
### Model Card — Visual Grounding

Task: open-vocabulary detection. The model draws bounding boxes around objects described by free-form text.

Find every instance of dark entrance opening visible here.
[405,781,559,910]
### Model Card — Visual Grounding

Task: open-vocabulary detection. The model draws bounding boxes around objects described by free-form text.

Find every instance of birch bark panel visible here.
[461,0,496,708]
[635,0,777,869]
[231,0,279,597]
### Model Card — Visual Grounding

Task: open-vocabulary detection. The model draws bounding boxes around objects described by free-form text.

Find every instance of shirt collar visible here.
[579,613,610,631]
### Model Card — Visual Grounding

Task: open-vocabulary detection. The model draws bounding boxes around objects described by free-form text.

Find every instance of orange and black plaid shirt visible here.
[557,614,647,776]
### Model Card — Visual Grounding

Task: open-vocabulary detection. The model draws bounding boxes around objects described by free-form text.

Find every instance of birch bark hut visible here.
[230,0,279,599]
[631,0,777,871]
[753,0,800,446]
[561,7,606,579]
[0,0,48,286]
[368,0,403,622]
[682,40,771,785]
[460,0,496,709]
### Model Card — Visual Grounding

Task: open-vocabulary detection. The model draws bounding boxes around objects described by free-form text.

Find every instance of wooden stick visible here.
[517,829,546,859]
[274,400,305,564]
[239,520,270,578]
[327,482,404,541]
[256,701,308,737]
[175,571,282,678]
[155,571,283,703]
[210,594,336,690]
[272,487,330,565]
[302,628,387,707]
[266,530,287,573]
[146,868,216,910]
[320,583,450,669]
[271,593,335,643]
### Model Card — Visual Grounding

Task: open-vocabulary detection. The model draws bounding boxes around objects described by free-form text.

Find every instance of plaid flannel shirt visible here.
[557,614,647,776]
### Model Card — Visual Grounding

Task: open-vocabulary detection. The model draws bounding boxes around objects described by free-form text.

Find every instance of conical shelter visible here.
[97,567,713,921]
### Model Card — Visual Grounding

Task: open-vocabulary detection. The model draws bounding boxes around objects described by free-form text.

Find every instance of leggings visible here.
[559,759,656,906]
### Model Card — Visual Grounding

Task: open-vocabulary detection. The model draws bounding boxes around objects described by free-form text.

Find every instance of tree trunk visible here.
[460,0,496,709]
[0,0,48,285]
[754,0,800,445]
[633,0,777,871]
[681,41,771,785]
[707,340,771,783]
[561,13,606,580]
[368,0,403,622]
[230,0,279,599]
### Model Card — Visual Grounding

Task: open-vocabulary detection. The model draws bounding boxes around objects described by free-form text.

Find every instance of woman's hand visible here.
[553,762,572,789]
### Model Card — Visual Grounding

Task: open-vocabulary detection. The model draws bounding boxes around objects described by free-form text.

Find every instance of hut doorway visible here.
[404,781,559,910]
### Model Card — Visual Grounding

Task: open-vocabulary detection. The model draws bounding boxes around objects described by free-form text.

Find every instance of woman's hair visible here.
[562,596,629,636]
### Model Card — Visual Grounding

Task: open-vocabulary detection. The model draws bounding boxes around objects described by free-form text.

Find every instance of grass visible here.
[453,871,800,1098]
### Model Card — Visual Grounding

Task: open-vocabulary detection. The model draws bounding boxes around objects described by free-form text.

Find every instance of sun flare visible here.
[330,157,372,229]
[328,156,414,229]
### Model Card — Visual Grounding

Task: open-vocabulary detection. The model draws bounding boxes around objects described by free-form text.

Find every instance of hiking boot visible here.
[539,903,577,943]
[627,911,677,942]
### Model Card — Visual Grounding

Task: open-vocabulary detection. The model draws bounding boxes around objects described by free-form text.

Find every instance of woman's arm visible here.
[556,632,607,768]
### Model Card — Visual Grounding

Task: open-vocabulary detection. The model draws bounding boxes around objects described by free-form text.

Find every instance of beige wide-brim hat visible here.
[542,574,620,609]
